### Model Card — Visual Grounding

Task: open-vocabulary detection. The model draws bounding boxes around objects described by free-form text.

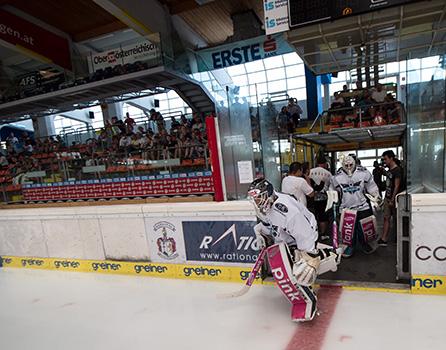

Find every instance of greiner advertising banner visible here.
[195,33,293,72]
[88,40,159,73]
[145,218,186,264]
[0,9,71,70]
[182,221,259,264]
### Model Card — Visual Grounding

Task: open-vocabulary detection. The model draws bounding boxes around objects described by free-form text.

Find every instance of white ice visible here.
[0,269,445,350]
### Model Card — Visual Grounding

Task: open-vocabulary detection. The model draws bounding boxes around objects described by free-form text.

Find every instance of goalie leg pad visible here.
[267,243,316,321]
[340,209,357,247]
[360,215,378,243]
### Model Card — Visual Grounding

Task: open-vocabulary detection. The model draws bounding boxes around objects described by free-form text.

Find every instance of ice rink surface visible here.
[1,269,445,350]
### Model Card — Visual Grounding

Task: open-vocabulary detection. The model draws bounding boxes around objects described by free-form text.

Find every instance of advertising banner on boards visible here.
[182,220,259,264]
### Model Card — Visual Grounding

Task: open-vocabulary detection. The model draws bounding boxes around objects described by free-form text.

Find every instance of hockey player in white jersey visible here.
[247,178,343,322]
[329,155,381,258]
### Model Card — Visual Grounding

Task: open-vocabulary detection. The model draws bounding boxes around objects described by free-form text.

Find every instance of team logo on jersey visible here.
[275,202,288,213]
[155,221,178,260]
[340,181,362,194]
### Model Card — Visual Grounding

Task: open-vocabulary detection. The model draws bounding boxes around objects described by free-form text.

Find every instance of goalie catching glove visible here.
[292,245,343,286]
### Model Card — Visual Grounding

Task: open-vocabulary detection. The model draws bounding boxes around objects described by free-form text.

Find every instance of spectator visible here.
[119,133,132,151]
[341,84,352,106]
[180,114,191,128]
[24,141,33,156]
[125,112,136,132]
[170,116,180,132]
[277,106,290,134]
[331,92,345,109]
[379,150,403,246]
[0,153,8,167]
[372,83,387,104]
[281,162,314,207]
[287,98,303,128]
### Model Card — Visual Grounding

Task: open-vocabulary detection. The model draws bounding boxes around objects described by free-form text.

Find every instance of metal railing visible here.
[309,100,406,133]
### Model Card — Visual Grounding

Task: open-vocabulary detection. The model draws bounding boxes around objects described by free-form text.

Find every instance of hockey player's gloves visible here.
[365,193,383,210]
[253,223,267,249]
[325,190,339,212]
[292,251,320,286]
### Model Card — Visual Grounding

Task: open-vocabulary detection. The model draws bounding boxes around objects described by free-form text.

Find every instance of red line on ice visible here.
[285,286,343,350]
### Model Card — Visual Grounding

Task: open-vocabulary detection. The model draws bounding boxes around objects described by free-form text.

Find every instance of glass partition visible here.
[406,56,446,192]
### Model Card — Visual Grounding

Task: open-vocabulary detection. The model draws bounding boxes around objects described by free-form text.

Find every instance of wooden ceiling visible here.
[0,0,127,42]
[160,0,264,45]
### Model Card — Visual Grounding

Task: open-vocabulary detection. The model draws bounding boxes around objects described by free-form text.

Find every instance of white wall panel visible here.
[99,217,150,260]
[0,220,47,257]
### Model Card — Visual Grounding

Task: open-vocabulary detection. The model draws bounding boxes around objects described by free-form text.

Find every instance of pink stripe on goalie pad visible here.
[339,209,357,246]
[267,244,308,320]
[360,215,378,242]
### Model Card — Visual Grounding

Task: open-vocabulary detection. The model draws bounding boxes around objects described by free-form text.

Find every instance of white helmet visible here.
[247,178,275,217]
[342,155,356,176]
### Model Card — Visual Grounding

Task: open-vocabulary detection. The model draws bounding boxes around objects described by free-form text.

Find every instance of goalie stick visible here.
[217,247,267,298]
[332,201,339,249]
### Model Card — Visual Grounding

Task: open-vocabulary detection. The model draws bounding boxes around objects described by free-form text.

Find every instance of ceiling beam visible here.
[73,20,127,42]
[163,0,200,15]
[93,0,154,37]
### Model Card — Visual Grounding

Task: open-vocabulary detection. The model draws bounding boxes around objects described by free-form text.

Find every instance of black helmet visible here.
[247,178,275,216]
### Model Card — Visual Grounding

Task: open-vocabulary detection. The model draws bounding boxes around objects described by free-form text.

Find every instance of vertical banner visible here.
[264,0,290,35]
[206,116,224,201]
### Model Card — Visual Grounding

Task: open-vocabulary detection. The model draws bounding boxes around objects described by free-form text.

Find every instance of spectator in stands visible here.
[24,141,33,156]
[6,132,19,151]
[342,84,352,107]
[331,92,345,110]
[119,133,132,152]
[125,112,136,133]
[277,106,290,134]
[112,116,126,134]
[287,98,303,128]
[0,153,8,168]
[384,94,403,124]
[372,83,387,104]
[180,114,191,128]
[281,162,314,207]
[170,116,180,132]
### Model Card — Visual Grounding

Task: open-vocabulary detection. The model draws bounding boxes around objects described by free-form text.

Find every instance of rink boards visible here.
[0,196,445,295]
[0,255,269,284]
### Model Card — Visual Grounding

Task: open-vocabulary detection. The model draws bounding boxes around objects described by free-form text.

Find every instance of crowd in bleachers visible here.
[327,83,403,129]
[0,111,209,183]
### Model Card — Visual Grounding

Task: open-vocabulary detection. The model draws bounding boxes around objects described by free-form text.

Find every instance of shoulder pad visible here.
[356,166,367,172]
[274,202,288,213]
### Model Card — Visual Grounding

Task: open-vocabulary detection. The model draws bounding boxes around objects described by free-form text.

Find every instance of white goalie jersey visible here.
[255,192,318,252]
[330,166,379,211]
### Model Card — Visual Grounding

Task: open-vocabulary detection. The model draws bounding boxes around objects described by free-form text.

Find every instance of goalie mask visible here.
[342,155,356,177]
[248,178,275,216]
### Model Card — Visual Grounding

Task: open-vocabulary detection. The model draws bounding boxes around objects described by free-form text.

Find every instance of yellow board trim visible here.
[411,274,446,295]
[2,256,444,295]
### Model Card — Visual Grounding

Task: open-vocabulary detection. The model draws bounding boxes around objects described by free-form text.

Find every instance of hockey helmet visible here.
[247,178,275,216]
[342,155,356,176]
